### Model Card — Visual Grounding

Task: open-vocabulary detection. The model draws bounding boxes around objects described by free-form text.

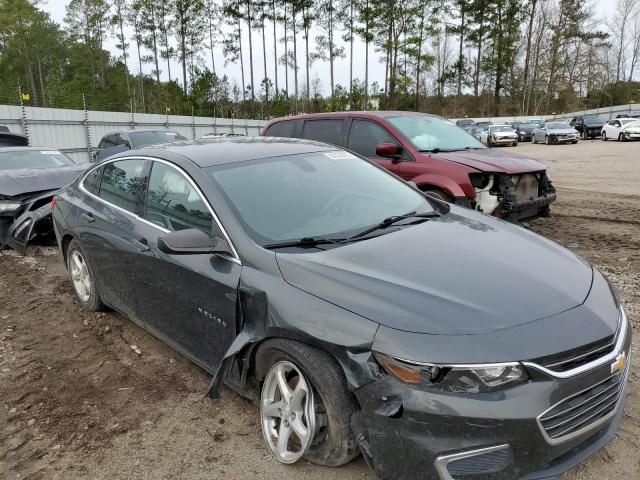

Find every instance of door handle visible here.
[132,238,150,252]
[81,212,95,223]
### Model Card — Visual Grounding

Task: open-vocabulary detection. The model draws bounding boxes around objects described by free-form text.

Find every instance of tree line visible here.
[1,0,640,119]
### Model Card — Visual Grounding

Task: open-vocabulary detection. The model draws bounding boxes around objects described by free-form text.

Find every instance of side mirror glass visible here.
[158,228,230,256]
[376,142,403,160]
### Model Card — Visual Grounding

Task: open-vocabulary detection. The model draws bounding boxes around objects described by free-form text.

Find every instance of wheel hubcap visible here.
[70,250,92,303]
[260,361,316,464]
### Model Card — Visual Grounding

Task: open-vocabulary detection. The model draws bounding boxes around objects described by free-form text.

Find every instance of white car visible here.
[480,125,518,147]
[602,118,640,141]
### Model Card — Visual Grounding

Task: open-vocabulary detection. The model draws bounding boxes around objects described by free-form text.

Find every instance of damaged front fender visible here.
[0,193,56,254]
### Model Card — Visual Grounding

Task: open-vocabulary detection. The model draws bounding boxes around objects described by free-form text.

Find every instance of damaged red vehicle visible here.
[262,111,556,221]
[0,147,89,253]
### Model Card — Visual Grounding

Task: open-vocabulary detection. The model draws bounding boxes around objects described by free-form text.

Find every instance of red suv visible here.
[261,111,556,220]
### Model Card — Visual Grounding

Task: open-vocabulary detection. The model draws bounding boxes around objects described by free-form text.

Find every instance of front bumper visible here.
[501,191,557,220]
[491,136,518,145]
[584,128,602,138]
[548,135,579,143]
[352,335,631,480]
[518,133,533,141]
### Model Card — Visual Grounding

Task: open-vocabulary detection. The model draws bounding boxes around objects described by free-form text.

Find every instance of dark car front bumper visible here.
[352,361,630,480]
[352,318,631,480]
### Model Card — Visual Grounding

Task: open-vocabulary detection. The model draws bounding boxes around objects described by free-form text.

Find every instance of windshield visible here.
[528,119,543,124]
[388,116,485,152]
[129,131,187,147]
[583,116,605,125]
[490,126,514,133]
[620,119,635,125]
[457,120,474,126]
[625,120,640,128]
[208,150,433,246]
[0,150,77,171]
[546,122,571,130]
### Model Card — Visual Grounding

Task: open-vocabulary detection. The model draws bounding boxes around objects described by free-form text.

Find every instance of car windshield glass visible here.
[583,116,605,125]
[491,126,513,133]
[546,122,570,129]
[528,119,543,124]
[129,131,187,147]
[388,116,485,152]
[0,150,77,171]
[620,119,635,125]
[207,150,434,246]
[625,120,640,128]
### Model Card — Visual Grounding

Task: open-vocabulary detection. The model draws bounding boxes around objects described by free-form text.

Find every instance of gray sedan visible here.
[532,122,580,144]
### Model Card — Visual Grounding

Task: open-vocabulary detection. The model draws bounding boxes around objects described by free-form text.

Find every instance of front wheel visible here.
[512,141,518,147]
[602,131,608,141]
[258,339,358,467]
[545,135,550,145]
[533,136,538,144]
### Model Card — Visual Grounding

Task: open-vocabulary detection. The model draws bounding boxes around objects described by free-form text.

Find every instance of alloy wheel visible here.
[69,250,92,303]
[261,361,316,464]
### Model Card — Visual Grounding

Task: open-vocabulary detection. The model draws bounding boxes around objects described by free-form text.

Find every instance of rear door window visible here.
[347,120,396,157]
[98,160,146,213]
[301,119,344,145]
[144,162,213,234]
[266,120,297,138]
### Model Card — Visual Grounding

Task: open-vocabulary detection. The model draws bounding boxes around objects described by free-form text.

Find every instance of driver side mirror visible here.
[376,142,403,160]
[158,228,231,256]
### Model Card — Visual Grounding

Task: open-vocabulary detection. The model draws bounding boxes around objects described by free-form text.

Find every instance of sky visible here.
[40,0,385,96]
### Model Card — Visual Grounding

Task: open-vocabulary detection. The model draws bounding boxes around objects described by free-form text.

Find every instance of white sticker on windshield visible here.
[324,151,356,160]
[40,150,61,155]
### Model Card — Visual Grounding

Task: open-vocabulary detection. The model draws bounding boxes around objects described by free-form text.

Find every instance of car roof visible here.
[268,110,440,122]
[0,146,62,153]
[138,137,338,168]
[102,129,181,137]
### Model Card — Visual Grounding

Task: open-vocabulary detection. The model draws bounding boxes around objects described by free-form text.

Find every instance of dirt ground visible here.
[1,140,639,480]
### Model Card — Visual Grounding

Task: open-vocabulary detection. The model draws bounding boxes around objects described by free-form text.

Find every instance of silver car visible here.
[480,125,518,147]
[532,122,579,145]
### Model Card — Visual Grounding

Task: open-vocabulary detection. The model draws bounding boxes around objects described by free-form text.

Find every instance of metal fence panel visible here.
[0,105,267,163]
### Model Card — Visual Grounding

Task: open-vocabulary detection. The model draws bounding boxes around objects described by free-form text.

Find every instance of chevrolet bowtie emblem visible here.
[611,352,626,375]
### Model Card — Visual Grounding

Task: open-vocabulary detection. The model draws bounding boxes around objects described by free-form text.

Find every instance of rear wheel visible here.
[258,339,358,467]
[66,239,104,311]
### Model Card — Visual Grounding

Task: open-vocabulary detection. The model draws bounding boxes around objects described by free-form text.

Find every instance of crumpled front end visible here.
[469,171,556,221]
[0,191,57,254]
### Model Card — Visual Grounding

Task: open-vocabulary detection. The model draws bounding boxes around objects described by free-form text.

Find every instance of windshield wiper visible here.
[263,236,341,250]
[345,211,440,242]
[419,146,482,153]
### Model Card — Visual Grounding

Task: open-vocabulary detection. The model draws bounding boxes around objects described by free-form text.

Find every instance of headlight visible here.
[375,353,528,393]
[520,131,526,134]
[0,201,21,216]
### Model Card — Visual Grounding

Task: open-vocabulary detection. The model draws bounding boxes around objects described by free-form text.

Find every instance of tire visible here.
[66,239,104,311]
[572,140,578,144]
[513,141,518,147]
[545,135,550,145]
[602,131,608,141]
[581,130,588,140]
[423,189,453,203]
[532,136,538,144]
[257,339,359,467]
[618,133,625,142]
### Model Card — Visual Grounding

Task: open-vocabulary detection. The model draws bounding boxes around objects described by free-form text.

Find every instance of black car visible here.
[0,147,88,253]
[512,121,536,142]
[95,129,187,162]
[0,127,29,147]
[52,138,630,480]
[570,115,606,139]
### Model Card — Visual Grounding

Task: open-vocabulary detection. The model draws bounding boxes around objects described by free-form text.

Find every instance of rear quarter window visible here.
[83,166,104,195]
[301,119,344,145]
[265,120,297,138]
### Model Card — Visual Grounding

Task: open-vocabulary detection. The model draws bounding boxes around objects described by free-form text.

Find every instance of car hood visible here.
[517,126,534,133]
[276,210,593,335]
[584,121,605,127]
[548,128,578,135]
[490,131,516,137]
[429,148,547,174]
[0,163,89,198]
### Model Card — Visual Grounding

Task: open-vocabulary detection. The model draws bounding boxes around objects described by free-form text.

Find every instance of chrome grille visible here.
[530,333,617,372]
[538,363,629,443]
